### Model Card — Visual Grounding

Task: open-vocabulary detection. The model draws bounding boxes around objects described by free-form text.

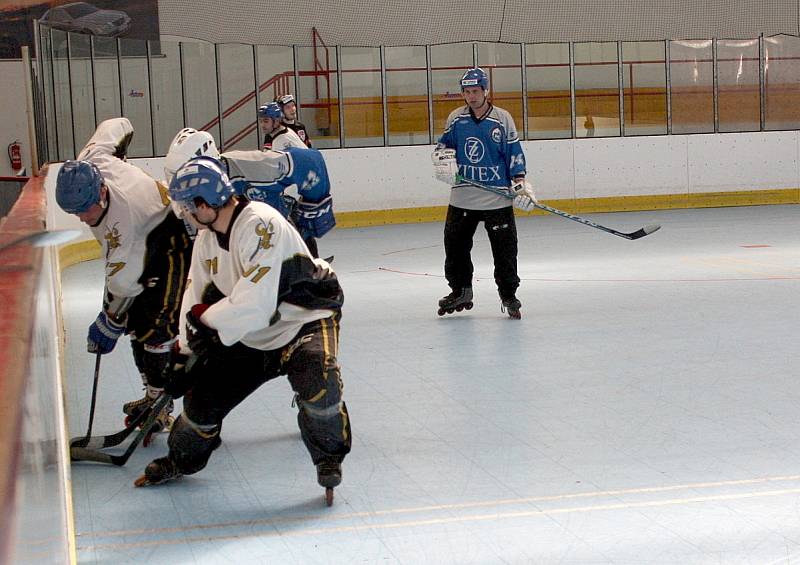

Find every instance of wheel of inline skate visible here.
[465,302,473,310]
[325,487,334,507]
[124,415,134,427]
[455,305,464,312]
[437,308,446,316]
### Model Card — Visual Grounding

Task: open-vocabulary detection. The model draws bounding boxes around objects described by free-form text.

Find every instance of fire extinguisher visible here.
[8,141,22,173]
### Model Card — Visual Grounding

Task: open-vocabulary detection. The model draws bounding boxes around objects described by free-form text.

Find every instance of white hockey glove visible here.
[511,179,537,212]
[431,148,458,185]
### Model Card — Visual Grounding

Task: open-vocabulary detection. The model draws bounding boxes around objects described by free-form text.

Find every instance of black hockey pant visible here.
[443,205,520,299]
[166,315,351,476]
[126,212,192,387]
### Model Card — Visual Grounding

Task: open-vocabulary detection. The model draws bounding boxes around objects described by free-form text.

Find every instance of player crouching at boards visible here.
[135,156,351,506]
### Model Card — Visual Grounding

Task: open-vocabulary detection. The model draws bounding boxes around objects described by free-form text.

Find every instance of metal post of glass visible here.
[617,41,625,136]
[712,38,718,133]
[214,43,224,149]
[665,40,672,135]
[66,32,77,158]
[178,42,187,129]
[426,45,434,144]
[380,45,388,147]
[145,39,156,156]
[569,42,576,138]
[336,45,344,148]
[758,33,765,131]
[520,43,528,141]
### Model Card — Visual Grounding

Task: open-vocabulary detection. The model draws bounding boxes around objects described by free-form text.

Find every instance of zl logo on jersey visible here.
[464,137,485,164]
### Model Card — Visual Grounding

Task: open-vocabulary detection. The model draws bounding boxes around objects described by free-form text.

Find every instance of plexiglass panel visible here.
[92,36,121,126]
[525,43,571,139]
[67,33,95,148]
[341,47,383,148]
[669,40,714,134]
[181,41,221,149]
[622,41,667,136]
[39,29,58,161]
[764,35,800,131]
[385,46,429,146]
[430,43,472,138]
[255,45,294,147]
[477,43,523,137]
[574,42,620,137]
[118,37,152,156]
[50,29,74,159]
[149,41,185,156]
[717,39,760,133]
[218,44,257,151]
[296,45,340,148]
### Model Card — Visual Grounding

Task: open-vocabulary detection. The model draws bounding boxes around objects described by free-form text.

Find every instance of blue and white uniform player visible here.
[431,67,536,318]
[164,128,335,258]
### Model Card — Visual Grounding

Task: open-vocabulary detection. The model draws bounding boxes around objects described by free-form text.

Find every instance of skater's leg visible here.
[484,206,522,317]
[138,344,271,485]
[444,205,480,292]
[128,340,174,430]
[283,315,351,477]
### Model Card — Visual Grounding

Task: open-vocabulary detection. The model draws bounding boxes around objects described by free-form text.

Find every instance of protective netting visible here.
[158,0,800,46]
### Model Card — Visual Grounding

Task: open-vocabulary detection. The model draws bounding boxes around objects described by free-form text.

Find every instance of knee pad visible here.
[299,360,344,421]
[167,413,221,475]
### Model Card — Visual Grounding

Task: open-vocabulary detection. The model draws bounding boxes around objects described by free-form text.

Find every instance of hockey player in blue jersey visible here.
[432,67,537,319]
[164,128,334,258]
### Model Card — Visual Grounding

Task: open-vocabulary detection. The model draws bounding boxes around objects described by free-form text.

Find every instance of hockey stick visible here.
[0,229,80,254]
[70,352,102,449]
[456,178,661,241]
[68,396,154,451]
[70,394,172,466]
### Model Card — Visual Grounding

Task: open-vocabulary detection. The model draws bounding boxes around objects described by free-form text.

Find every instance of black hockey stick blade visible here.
[70,394,172,466]
[621,223,661,240]
[69,401,153,450]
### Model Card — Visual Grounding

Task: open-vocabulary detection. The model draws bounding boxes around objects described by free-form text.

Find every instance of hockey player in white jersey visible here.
[432,67,536,319]
[55,117,192,432]
[259,102,306,151]
[163,127,334,258]
[135,157,351,506]
[277,93,313,148]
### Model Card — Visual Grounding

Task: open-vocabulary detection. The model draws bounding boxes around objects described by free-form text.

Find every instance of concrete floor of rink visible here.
[62,204,800,564]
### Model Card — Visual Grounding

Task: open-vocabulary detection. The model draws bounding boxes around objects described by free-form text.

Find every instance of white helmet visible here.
[163,128,220,184]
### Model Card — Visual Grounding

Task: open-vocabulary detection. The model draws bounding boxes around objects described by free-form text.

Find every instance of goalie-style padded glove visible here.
[87,311,126,354]
[185,304,223,359]
[511,178,537,212]
[432,148,458,185]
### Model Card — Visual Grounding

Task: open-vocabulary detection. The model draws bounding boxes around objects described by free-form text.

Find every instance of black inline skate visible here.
[437,287,474,316]
[500,296,522,319]
[317,461,342,506]
[134,456,182,487]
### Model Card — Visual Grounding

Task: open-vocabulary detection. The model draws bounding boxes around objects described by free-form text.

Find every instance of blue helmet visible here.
[55,160,103,214]
[258,102,283,120]
[460,67,489,91]
[168,156,235,214]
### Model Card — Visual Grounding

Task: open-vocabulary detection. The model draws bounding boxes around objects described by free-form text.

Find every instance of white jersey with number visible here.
[77,117,171,298]
[179,200,334,352]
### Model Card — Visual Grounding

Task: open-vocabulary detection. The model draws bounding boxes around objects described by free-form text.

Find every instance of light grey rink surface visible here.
[62,205,800,564]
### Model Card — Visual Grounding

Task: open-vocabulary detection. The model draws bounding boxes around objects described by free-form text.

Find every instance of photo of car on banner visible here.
[0,0,158,59]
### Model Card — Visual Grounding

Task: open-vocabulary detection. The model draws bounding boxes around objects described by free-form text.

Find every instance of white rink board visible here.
[45,131,800,235]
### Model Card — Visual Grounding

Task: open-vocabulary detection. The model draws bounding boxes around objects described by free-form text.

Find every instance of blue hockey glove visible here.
[186,304,223,358]
[87,311,126,354]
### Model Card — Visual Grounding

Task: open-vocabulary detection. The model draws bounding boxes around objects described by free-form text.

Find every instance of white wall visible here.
[0,61,33,177]
[44,131,800,239]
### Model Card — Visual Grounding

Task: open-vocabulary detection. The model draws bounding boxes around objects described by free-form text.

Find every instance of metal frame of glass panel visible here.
[29,24,800,161]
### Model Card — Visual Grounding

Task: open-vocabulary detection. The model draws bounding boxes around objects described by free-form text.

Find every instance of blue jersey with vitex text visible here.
[437,104,526,210]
